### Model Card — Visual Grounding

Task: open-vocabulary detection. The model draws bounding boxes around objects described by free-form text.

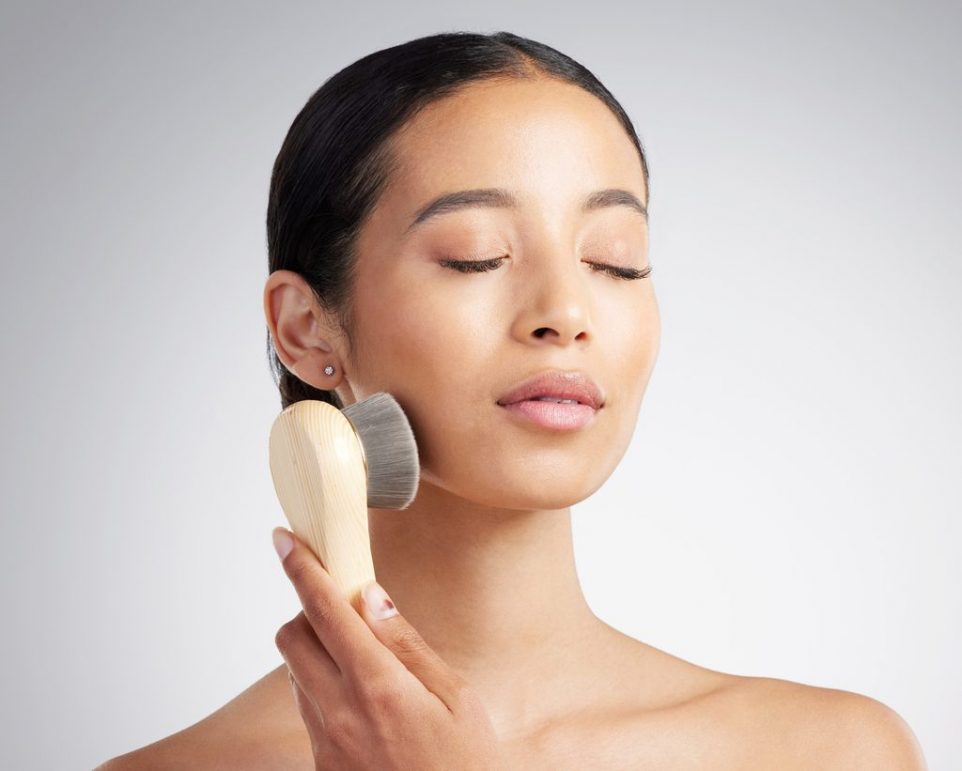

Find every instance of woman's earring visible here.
[323,364,335,376]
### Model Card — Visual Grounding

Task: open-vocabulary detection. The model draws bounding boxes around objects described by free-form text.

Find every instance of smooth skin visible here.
[97,76,927,769]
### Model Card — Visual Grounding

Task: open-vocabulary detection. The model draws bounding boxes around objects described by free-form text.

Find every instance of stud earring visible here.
[323,364,335,376]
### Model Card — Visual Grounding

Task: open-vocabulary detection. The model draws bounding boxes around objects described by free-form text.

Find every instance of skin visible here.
[96,76,928,769]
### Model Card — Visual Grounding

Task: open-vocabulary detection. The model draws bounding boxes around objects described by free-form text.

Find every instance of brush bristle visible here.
[340,392,420,509]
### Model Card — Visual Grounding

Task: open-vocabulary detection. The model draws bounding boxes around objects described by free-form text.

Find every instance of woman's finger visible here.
[273,527,394,682]
[359,580,467,711]
[275,611,341,702]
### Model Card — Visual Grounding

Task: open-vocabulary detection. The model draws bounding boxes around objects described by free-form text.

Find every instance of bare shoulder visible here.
[602,633,927,771]
[94,664,312,770]
[717,675,928,770]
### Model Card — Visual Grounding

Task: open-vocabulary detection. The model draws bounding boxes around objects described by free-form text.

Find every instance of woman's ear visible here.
[263,270,345,388]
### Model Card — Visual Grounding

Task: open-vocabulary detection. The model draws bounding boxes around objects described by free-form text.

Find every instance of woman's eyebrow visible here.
[404,187,648,234]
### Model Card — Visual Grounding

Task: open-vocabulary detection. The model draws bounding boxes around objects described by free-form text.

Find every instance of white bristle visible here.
[341,392,420,510]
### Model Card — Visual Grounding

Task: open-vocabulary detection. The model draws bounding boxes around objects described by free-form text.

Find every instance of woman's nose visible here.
[511,259,593,346]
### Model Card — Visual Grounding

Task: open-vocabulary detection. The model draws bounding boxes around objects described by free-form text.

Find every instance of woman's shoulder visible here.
[94,663,312,770]
[593,635,926,769]
[662,668,927,770]
[730,674,925,769]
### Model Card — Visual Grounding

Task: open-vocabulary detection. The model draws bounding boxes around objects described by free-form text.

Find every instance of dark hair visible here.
[266,31,650,410]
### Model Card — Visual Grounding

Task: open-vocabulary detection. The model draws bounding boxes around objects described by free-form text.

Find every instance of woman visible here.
[99,30,926,769]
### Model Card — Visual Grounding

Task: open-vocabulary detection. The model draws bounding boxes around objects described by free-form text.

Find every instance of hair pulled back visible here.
[266,30,650,409]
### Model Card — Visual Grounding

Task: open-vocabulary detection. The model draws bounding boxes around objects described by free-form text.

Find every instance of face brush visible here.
[268,392,420,608]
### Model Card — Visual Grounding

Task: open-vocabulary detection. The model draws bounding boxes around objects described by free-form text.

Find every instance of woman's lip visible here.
[497,399,598,430]
[496,369,604,410]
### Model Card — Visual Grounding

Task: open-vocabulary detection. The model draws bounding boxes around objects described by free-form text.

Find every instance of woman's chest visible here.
[497,715,702,770]
[497,694,796,771]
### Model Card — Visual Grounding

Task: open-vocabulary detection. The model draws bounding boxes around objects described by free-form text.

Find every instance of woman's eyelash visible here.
[590,262,652,280]
[438,256,652,281]
[438,257,506,273]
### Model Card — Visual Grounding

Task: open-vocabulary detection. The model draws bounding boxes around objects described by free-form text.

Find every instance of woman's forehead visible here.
[381,92,646,226]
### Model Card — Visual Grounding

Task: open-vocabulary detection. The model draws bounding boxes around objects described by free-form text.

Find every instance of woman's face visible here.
[338,76,659,510]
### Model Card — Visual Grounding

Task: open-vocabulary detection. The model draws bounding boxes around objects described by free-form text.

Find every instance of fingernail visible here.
[363,581,398,620]
[272,527,294,560]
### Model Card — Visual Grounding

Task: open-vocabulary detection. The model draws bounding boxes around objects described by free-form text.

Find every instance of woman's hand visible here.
[272,527,505,770]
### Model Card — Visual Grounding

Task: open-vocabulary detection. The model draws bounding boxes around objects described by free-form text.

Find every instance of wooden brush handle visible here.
[268,400,376,607]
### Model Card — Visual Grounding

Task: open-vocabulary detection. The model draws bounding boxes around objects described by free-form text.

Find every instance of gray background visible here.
[1,1,958,768]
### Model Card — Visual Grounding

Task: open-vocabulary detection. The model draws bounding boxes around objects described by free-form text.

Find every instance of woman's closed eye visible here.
[438,255,652,281]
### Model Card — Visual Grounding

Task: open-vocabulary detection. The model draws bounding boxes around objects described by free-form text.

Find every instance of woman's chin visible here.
[420,467,610,511]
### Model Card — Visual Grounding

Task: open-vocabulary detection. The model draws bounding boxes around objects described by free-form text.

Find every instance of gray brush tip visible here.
[340,392,420,510]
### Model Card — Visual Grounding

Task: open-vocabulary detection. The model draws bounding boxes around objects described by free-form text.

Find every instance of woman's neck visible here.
[367,480,611,734]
